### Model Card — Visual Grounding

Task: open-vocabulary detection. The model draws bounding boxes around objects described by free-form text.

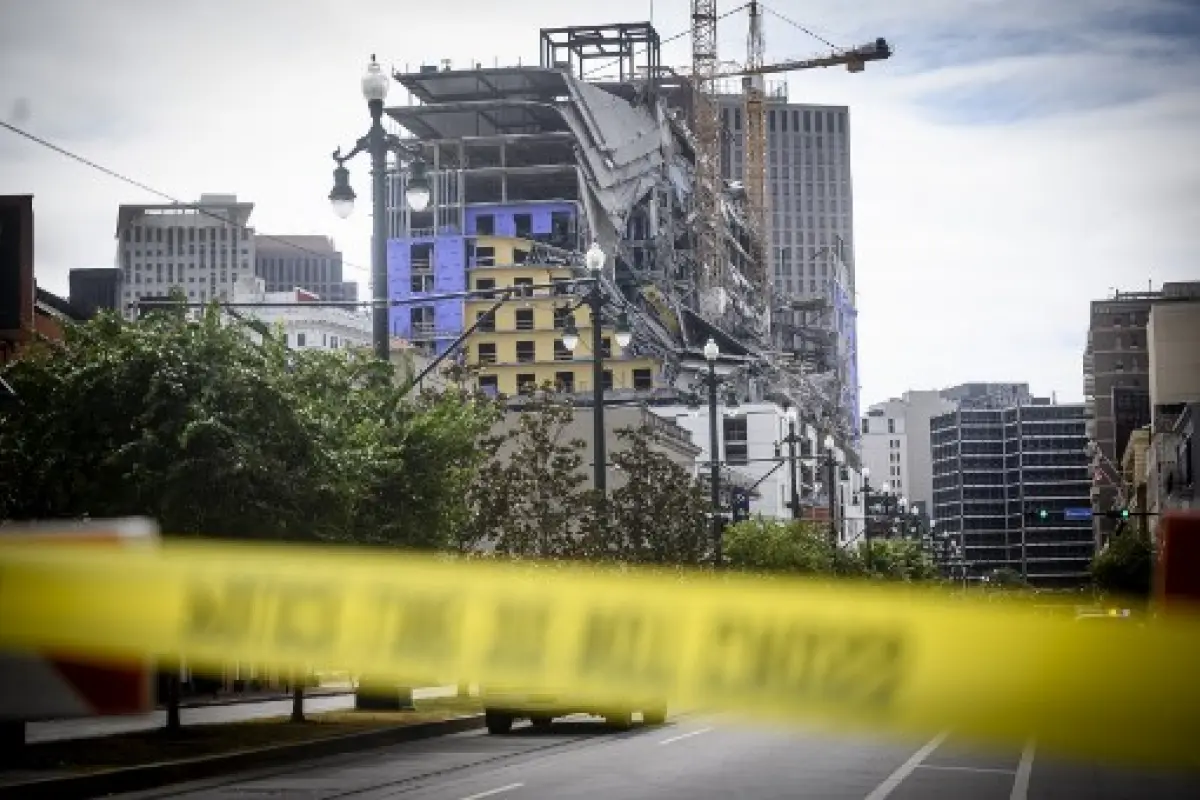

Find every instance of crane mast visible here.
[743,0,770,299]
[690,0,725,312]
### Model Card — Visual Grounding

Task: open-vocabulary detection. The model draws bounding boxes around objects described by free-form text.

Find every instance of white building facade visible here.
[116,194,255,317]
[861,390,957,516]
[651,401,866,546]
[230,276,370,352]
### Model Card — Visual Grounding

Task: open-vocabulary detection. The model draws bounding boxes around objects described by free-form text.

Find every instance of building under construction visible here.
[383,21,864,448]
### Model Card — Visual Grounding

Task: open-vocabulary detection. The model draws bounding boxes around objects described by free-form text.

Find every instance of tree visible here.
[0,307,330,538]
[1091,531,1152,600]
[724,518,837,575]
[859,539,941,582]
[606,425,710,566]
[462,391,591,559]
[0,304,497,720]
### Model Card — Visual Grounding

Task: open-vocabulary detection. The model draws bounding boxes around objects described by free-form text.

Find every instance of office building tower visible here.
[254,236,357,302]
[931,399,1093,587]
[115,194,254,316]
[1083,281,1200,544]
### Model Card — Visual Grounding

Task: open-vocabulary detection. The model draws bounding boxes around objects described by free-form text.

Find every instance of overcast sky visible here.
[2,0,1197,408]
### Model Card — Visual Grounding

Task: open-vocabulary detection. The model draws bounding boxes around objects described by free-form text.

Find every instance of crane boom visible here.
[717,38,893,79]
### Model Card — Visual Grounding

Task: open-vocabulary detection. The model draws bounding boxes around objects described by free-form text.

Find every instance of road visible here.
[26,686,457,744]
[111,714,1200,799]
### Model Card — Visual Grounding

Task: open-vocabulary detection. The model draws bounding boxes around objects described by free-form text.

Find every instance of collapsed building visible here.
[383,22,856,448]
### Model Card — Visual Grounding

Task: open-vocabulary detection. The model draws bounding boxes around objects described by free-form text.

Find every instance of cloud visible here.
[1,0,1197,412]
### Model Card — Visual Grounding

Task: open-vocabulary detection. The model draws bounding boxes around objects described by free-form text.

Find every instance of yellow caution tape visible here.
[1,538,1199,770]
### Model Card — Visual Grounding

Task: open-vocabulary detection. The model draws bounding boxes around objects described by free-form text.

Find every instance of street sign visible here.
[1064,507,1094,521]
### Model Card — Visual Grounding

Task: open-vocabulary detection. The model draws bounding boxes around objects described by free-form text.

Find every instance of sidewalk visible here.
[26,685,459,744]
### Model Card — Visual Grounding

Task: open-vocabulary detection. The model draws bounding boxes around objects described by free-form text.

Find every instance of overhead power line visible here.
[761,3,839,49]
[0,119,372,278]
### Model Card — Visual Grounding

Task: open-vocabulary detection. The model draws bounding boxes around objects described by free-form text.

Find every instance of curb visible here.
[1,714,485,800]
[175,687,354,710]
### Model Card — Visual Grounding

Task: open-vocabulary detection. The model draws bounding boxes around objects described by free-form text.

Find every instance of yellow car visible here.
[480,686,668,733]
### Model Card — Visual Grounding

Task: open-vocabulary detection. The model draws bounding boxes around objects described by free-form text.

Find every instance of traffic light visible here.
[1104,508,1131,520]
[1038,508,1048,521]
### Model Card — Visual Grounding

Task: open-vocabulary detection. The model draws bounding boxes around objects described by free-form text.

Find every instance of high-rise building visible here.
[254,236,357,302]
[718,97,855,294]
[1083,281,1200,544]
[718,95,859,443]
[115,194,255,317]
[931,399,1093,587]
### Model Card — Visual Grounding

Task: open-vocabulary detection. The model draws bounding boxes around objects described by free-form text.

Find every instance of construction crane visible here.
[689,1,892,297]
[690,0,726,316]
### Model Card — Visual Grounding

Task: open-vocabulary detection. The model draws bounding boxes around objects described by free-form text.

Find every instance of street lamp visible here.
[783,405,801,520]
[822,433,841,549]
[560,243,632,502]
[328,55,432,362]
[703,337,723,567]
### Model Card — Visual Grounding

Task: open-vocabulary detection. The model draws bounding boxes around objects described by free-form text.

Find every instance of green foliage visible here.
[0,305,494,548]
[725,517,942,582]
[606,425,710,566]
[724,517,835,574]
[858,538,942,582]
[1091,530,1152,599]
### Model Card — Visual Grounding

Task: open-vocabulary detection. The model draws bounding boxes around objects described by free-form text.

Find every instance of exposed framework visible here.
[540,23,662,84]
[382,21,857,444]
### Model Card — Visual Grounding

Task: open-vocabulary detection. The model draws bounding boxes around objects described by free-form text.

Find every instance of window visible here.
[602,370,614,392]
[723,416,749,465]
[473,246,496,267]
[515,308,535,331]
[411,305,434,335]
[555,371,575,393]
[513,277,534,297]
[632,368,653,390]
[330,335,339,348]
[475,214,495,235]
[554,339,572,361]
[516,374,537,394]
[410,242,433,270]
[514,214,533,238]
[296,333,307,347]
[601,337,612,358]
[553,306,573,329]
[477,342,497,364]
[888,418,895,434]
[475,311,496,332]
[411,274,434,293]
[862,418,870,434]
[478,375,499,396]
[516,341,536,363]
[475,277,496,296]
[551,278,570,296]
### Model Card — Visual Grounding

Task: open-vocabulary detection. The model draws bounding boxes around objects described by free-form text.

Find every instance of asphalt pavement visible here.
[108,714,1200,799]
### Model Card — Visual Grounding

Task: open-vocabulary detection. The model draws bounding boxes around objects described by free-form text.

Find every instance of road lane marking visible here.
[916,764,1017,775]
[460,782,523,800]
[659,726,714,745]
[1011,740,1036,800]
[863,731,949,800]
